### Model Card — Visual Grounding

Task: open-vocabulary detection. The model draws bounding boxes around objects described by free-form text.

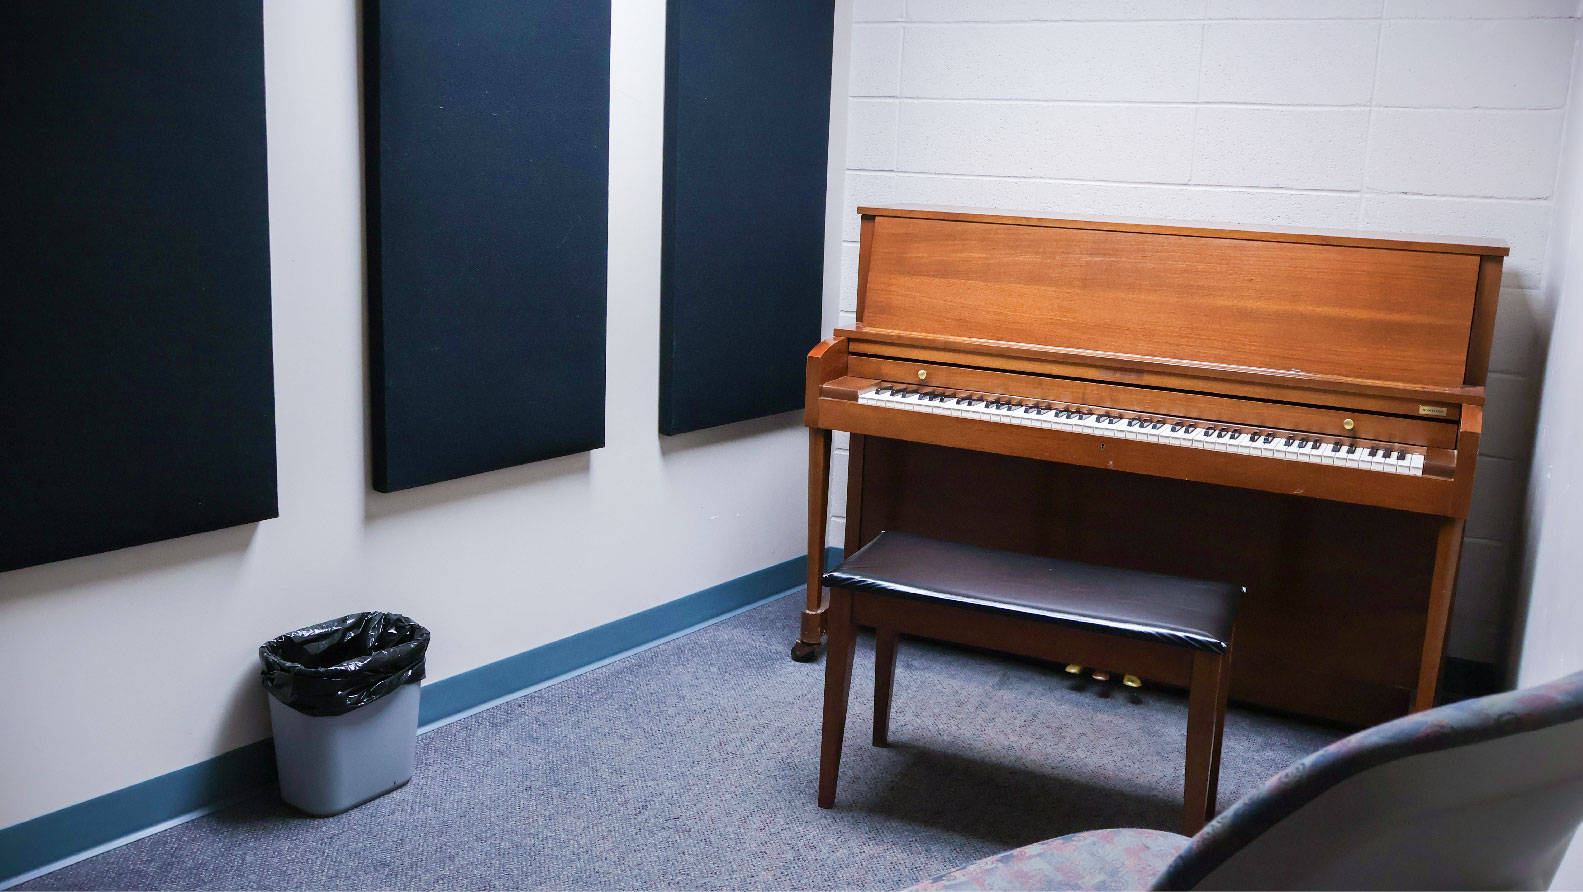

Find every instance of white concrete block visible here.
[1209,0,1383,16]
[838,309,858,328]
[828,450,849,517]
[842,172,896,241]
[898,100,1196,182]
[906,0,1209,21]
[1489,288,1544,375]
[1193,108,1370,190]
[827,515,847,546]
[853,0,905,21]
[847,99,900,170]
[1200,21,1378,105]
[901,23,1202,101]
[1481,372,1539,462]
[840,243,861,312]
[1366,109,1564,199]
[1128,186,1364,228]
[1359,194,1552,288]
[1467,455,1521,541]
[1456,537,1513,625]
[879,173,1361,229]
[850,24,903,96]
[1375,20,1575,109]
[1386,0,1577,18]
[833,430,851,450]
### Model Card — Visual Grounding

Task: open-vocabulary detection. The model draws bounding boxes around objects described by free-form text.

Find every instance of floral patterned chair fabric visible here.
[912,829,1189,892]
[907,669,1583,891]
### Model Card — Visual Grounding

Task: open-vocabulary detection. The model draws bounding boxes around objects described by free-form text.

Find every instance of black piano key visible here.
[1331,442,1342,452]
[1230,431,1242,440]
[1397,449,1408,460]
[1312,440,1322,449]
[1215,428,1226,438]
[1368,447,1379,457]
[1204,428,1214,437]
[1262,435,1273,444]
[1171,424,1183,432]
[1284,437,1295,446]
[1152,422,1164,429]
[1346,445,1357,454]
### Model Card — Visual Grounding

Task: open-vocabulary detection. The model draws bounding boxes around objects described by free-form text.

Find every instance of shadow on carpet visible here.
[21,591,1340,891]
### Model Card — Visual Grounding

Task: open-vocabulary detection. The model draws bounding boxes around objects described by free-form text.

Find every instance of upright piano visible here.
[801,206,1508,726]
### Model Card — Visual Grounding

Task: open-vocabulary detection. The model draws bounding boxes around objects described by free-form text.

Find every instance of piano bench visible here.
[815,530,1243,835]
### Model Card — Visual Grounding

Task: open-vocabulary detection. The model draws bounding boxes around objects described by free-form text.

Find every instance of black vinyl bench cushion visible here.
[823,532,1242,654]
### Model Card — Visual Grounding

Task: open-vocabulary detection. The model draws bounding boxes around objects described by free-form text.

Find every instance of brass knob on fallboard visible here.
[918,369,928,381]
[1343,418,1355,431]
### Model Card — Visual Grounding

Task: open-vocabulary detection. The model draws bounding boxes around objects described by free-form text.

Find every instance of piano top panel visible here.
[859,205,1511,256]
[857,210,1493,390]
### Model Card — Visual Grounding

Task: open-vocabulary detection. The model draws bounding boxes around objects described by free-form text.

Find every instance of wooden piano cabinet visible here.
[850,438,1447,727]
[801,207,1507,727]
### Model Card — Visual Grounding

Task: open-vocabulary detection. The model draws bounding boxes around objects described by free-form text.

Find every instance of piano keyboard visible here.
[860,384,1425,476]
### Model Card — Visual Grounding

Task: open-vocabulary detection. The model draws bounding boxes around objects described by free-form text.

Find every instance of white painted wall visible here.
[829,0,1580,664]
[1518,13,1583,889]
[0,0,850,830]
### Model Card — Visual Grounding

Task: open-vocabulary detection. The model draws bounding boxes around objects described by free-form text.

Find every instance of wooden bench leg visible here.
[818,588,857,808]
[1207,642,1234,814]
[1184,650,1231,835]
[874,628,899,747]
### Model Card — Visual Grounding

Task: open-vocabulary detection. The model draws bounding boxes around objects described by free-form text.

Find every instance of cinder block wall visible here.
[828,0,1582,665]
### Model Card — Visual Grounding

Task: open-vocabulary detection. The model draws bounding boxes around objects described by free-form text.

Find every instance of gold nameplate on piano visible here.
[1418,405,1451,417]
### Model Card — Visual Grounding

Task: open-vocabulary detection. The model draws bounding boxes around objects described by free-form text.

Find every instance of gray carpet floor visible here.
[22,590,1340,891]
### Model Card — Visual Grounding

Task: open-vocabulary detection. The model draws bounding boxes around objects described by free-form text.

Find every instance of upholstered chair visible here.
[910,669,1583,891]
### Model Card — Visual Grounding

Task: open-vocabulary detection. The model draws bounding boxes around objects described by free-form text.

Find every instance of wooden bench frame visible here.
[818,586,1236,835]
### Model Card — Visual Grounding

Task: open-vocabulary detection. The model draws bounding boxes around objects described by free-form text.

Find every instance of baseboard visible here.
[1442,657,1503,703]
[0,548,838,888]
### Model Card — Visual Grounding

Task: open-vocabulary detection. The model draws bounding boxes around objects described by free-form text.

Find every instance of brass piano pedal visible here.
[1064,663,1083,674]
[1123,675,1143,689]
[1090,670,1110,682]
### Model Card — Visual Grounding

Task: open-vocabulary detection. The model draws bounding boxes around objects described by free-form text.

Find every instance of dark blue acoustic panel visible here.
[0,1,277,573]
[365,0,610,492]
[660,0,836,435]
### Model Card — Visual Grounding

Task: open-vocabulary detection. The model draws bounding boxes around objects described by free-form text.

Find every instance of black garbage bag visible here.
[260,612,430,717]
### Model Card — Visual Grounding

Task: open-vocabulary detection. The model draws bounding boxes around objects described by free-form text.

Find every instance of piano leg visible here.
[1415,517,1466,711]
[794,427,833,662]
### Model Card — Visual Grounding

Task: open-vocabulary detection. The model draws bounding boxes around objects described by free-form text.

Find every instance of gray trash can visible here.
[259,612,430,816]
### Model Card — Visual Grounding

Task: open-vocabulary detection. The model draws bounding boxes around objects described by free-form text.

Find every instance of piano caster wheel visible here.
[1090,670,1111,682]
[791,638,824,662]
[1123,675,1143,689]
[1064,663,1084,674]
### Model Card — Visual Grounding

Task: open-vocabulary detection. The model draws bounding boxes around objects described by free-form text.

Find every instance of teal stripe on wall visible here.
[0,548,839,887]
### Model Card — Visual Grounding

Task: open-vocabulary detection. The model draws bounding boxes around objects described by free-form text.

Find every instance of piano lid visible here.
[852,206,1506,392]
